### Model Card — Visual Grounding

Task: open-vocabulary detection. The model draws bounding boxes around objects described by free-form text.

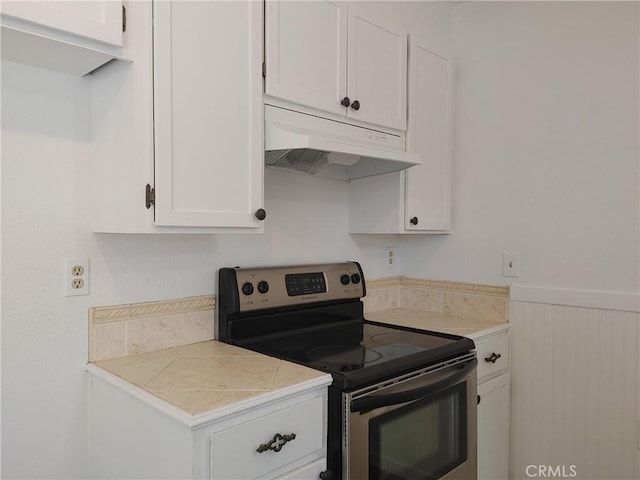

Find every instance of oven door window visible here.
[369,383,467,480]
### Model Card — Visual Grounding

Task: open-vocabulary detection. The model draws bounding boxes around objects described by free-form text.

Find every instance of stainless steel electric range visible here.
[218,262,477,480]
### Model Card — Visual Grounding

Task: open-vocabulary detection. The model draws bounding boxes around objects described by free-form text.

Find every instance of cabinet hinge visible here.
[262,61,266,78]
[145,184,155,209]
[122,4,127,33]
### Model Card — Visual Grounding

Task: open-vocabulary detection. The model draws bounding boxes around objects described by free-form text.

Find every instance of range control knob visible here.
[241,282,254,296]
[340,274,351,285]
[257,281,269,294]
[350,273,361,284]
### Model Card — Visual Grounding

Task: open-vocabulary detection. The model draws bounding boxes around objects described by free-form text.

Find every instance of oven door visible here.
[344,355,477,480]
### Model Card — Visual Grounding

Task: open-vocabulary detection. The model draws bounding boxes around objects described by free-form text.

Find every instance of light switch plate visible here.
[503,251,520,277]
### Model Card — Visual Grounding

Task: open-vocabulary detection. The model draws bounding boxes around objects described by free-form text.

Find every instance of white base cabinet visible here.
[349,37,452,234]
[90,0,264,233]
[88,373,328,480]
[478,373,511,480]
[0,0,127,75]
[209,396,325,479]
[472,327,511,480]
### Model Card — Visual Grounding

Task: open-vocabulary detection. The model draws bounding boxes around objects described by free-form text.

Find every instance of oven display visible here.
[285,272,326,296]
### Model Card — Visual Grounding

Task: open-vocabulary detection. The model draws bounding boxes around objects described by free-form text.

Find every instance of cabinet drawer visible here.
[210,396,324,479]
[276,458,326,479]
[476,332,509,381]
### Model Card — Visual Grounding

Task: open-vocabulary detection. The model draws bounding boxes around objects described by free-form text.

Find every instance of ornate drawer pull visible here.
[484,352,502,364]
[256,433,297,453]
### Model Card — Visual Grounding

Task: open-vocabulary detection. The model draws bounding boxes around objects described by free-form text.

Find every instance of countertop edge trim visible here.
[86,363,194,425]
[466,323,510,341]
[85,363,332,429]
[188,375,332,429]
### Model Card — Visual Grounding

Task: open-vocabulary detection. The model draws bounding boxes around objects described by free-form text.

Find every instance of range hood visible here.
[265,105,420,181]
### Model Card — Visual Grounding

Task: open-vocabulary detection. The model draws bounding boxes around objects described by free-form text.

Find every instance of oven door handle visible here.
[350,358,477,413]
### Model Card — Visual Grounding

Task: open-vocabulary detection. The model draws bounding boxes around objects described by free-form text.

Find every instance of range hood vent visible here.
[265,105,420,181]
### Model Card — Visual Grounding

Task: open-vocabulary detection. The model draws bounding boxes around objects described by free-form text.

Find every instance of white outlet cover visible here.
[66,258,90,296]
[385,247,396,269]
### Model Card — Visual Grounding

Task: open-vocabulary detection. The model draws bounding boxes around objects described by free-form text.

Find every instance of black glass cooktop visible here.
[238,319,475,390]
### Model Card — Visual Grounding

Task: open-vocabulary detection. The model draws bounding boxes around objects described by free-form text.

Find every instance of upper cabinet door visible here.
[347,3,407,131]
[265,0,347,117]
[404,39,452,231]
[1,0,123,46]
[153,0,264,228]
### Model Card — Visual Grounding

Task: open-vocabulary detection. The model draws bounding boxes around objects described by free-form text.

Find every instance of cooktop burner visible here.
[306,345,384,369]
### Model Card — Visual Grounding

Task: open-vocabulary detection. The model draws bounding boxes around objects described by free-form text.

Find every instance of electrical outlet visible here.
[66,258,90,296]
[385,247,396,269]
[502,251,520,277]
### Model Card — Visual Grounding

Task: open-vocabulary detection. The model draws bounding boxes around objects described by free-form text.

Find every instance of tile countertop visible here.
[86,309,506,427]
[86,340,332,428]
[366,307,509,340]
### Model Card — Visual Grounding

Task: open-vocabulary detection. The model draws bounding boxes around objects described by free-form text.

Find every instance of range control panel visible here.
[219,262,365,313]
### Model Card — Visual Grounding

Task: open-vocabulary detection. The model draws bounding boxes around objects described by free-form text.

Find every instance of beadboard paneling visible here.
[510,301,639,479]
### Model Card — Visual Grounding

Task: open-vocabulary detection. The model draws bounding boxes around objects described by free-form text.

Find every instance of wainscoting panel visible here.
[510,300,639,479]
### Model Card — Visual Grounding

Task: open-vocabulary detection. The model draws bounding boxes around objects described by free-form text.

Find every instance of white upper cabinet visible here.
[264,0,407,132]
[0,0,127,75]
[404,38,452,232]
[349,37,452,234]
[91,0,264,233]
[1,0,123,46]
[346,2,407,131]
[153,1,263,228]
[265,0,347,117]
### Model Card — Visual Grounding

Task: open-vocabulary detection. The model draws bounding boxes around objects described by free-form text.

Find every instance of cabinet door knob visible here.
[351,100,360,111]
[477,395,481,405]
[255,209,266,221]
[319,471,333,480]
[340,96,351,107]
[410,216,419,226]
[484,352,502,364]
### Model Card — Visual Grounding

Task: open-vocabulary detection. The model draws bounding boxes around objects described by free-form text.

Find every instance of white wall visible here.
[0,61,387,478]
[426,4,639,479]
[2,65,94,478]
[0,2,455,477]
[401,1,639,294]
